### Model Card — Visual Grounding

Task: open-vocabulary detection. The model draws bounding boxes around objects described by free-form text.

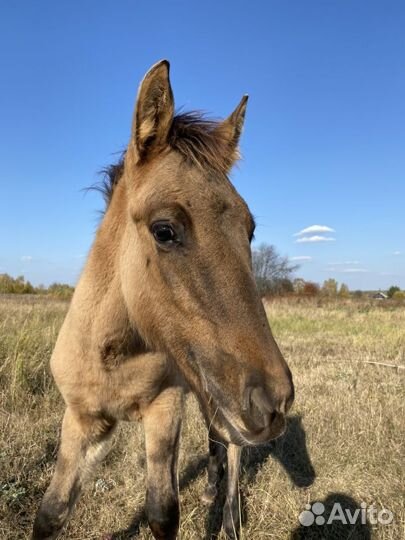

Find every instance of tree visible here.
[387,285,400,298]
[273,278,294,295]
[0,274,12,293]
[0,273,34,294]
[302,281,320,296]
[338,283,350,298]
[252,244,299,296]
[392,290,405,302]
[322,278,338,297]
[47,282,75,299]
[22,280,35,294]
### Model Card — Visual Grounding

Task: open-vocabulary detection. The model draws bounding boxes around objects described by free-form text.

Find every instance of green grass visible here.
[0,295,404,539]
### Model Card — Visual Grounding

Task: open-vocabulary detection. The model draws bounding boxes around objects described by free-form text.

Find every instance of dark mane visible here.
[95,153,126,208]
[169,111,236,174]
[95,111,236,208]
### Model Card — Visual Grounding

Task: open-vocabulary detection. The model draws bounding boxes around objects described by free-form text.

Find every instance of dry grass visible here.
[0,295,404,539]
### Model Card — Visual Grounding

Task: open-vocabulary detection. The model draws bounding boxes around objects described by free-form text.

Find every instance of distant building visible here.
[372,292,388,300]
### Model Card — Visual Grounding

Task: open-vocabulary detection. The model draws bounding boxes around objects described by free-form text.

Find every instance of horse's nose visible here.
[244,382,294,430]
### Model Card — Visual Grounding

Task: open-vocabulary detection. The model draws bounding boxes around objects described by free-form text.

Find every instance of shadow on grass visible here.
[290,493,372,539]
[110,415,316,538]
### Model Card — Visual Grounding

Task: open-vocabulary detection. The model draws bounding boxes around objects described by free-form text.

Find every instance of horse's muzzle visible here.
[239,384,293,444]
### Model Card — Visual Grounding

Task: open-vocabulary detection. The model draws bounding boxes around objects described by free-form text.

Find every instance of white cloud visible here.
[295,236,335,243]
[325,266,368,273]
[328,261,360,266]
[294,225,335,237]
[291,256,313,261]
[342,268,369,273]
[393,251,401,256]
[21,255,33,262]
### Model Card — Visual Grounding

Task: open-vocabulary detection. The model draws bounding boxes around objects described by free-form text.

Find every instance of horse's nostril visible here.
[243,385,254,413]
[250,386,272,413]
[245,385,274,428]
[241,385,289,442]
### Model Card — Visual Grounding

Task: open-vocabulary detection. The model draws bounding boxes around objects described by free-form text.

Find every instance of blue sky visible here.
[1,1,404,289]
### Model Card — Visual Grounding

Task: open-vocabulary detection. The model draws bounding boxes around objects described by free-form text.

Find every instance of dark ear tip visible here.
[157,59,170,71]
[240,95,249,109]
[151,59,170,73]
[142,60,170,83]
[233,94,248,117]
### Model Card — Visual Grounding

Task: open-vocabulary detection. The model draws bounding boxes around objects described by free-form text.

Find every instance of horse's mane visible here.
[95,111,235,208]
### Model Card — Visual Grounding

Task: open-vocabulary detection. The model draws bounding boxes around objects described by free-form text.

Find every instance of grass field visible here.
[0,295,404,539]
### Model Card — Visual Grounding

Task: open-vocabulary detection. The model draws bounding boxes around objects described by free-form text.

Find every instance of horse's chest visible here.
[94,350,172,420]
[53,327,172,421]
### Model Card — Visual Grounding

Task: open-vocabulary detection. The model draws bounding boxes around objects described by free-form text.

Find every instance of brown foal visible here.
[32,60,294,540]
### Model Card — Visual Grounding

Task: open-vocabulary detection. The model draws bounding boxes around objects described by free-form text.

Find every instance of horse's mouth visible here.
[202,391,287,447]
[223,406,286,446]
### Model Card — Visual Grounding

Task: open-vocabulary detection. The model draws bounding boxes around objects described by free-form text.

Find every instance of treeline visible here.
[290,278,351,297]
[252,244,405,300]
[0,274,74,299]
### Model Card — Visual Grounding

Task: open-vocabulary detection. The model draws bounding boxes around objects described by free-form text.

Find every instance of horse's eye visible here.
[151,222,177,245]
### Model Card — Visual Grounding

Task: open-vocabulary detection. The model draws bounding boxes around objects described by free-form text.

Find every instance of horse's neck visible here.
[69,183,131,338]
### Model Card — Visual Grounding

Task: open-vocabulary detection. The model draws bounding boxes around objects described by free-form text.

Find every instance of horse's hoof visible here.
[201,484,217,505]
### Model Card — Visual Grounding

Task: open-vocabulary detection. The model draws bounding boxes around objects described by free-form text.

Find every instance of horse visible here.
[32,60,294,540]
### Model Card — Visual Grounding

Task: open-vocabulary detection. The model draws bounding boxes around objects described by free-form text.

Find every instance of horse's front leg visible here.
[222,443,242,539]
[32,407,116,540]
[143,385,183,540]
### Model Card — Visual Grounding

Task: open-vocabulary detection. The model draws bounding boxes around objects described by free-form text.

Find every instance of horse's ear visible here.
[131,60,174,161]
[215,95,248,169]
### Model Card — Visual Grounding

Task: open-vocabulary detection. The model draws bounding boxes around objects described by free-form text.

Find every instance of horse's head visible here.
[117,61,294,445]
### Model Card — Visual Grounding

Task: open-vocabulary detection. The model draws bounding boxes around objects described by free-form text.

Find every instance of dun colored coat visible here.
[32,60,294,540]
